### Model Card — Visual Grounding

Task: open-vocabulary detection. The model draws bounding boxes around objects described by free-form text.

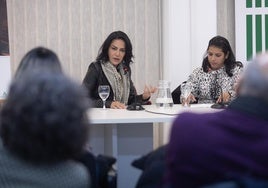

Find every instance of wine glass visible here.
[181,82,192,107]
[98,85,110,109]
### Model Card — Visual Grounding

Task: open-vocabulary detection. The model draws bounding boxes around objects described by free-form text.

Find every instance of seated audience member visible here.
[82,31,156,109]
[0,72,91,187]
[14,46,63,78]
[163,52,268,187]
[10,46,116,188]
[0,46,62,109]
[180,36,243,106]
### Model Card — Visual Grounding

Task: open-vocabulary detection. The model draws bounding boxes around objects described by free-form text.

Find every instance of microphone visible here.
[126,92,144,111]
[210,72,227,109]
[126,102,144,110]
[211,86,227,109]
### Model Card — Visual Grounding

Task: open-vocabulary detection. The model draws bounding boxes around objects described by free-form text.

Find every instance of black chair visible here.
[171,82,185,104]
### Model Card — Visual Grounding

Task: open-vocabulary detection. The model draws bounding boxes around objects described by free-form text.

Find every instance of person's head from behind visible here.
[14,47,62,79]
[202,36,236,74]
[96,31,133,67]
[237,52,268,103]
[0,72,90,164]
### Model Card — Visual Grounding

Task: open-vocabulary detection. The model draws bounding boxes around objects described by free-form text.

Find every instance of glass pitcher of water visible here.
[155,80,173,107]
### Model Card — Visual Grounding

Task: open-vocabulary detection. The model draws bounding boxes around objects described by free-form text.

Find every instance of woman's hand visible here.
[181,93,196,106]
[216,92,231,104]
[111,101,126,109]
[142,85,157,100]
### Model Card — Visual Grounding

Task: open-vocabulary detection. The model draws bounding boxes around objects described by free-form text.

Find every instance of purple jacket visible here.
[164,96,268,187]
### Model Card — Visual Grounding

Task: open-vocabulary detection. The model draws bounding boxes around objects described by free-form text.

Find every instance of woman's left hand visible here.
[216,91,231,104]
[142,85,157,100]
[111,101,126,109]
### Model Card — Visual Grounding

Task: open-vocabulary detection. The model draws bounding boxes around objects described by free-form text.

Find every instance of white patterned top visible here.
[181,65,243,104]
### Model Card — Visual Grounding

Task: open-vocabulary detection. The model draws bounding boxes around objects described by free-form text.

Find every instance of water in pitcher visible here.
[155,80,174,107]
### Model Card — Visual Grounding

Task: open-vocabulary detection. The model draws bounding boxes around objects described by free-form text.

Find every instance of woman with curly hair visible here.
[0,47,91,187]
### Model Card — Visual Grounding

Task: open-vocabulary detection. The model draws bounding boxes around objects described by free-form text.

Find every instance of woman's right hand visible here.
[110,101,126,109]
[181,93,196,106]
[142,85,157,100]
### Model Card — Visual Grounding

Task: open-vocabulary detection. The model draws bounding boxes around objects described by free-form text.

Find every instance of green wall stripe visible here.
[247,15,253,60]
[246,0,252,8]
[256,0,262,7]
[266,0,268,7]
[256,15,262,53]
[265,14,268,50]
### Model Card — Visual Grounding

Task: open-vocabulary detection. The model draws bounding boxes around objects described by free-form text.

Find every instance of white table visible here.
[88,104,220,188]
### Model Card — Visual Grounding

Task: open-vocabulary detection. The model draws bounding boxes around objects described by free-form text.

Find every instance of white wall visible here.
[0,56,11,97]
[162,0,217,91]
[7,1,161,94]
[160,0,217,144]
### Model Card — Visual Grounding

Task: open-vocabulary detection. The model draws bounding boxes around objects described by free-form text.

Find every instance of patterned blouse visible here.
[181,65,243,104]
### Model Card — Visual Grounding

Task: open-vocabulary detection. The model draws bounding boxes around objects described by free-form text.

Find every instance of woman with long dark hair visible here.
[181,36,243,106]
[83,31,156,109]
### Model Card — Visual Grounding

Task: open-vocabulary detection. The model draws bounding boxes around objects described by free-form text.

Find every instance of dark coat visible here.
[132,145,166,188]
[133,96,268,188]
[82,61,145,108]
[165,96,268,187]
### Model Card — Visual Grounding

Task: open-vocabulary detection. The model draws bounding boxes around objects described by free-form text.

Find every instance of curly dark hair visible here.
[96,31,134,67]
[14,47,63,79]
[0,72,90,164]
[202,36,243,76]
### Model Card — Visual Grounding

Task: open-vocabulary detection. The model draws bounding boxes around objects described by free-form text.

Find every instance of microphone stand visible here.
[211,101,226,109]
[210,74,227,109]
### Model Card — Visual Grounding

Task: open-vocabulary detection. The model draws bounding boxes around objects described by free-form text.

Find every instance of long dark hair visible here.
[202,36,242,76]
[96,31,134,67]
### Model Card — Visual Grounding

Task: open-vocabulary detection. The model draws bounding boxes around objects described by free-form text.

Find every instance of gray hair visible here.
[238,52,268,102]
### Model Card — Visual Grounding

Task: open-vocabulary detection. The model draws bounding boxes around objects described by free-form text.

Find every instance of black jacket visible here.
[82,61,145,108]
[132,145,166,188]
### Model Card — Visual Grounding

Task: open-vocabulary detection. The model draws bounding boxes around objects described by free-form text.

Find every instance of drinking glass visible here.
[181,82,192,107]
[98,85,110,109]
